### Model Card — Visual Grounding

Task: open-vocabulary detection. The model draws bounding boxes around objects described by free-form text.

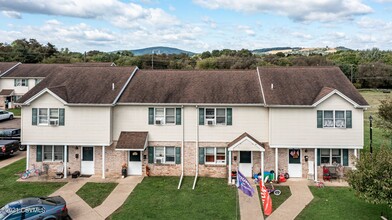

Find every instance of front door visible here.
[128,151,142,175]
[239,151,252,177]
[288,149,302,178]
[81,147,94,175]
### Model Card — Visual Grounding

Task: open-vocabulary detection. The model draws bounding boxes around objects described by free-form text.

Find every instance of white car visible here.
[0,110,13,121]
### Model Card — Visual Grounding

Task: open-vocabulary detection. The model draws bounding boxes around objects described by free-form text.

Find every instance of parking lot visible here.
[0,118,21,129]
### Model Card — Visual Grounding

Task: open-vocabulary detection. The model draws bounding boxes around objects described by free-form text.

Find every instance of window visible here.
[14,79,28,87]
[154,108,175,125]
[322,110,346,128]
[43,145,64,162]
[38,109,48,125]
[205,147,226,165]
[320,149,342,165]
[50,109,59,120]
[154,146,175,164]
[205,108,226,125]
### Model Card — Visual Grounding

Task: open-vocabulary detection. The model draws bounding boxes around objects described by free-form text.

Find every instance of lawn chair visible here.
[328,166,338,180]
[323,166,331,182]
[55,164,64,179]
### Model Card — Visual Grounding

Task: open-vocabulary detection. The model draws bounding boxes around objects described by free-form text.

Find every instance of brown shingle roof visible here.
[228,132,264,147]
[0,62,18,75]
[118,70,263,104]
[116,131,148,150]
[258,66,368,106]
[0,89,14,96]
[17,66,136,104]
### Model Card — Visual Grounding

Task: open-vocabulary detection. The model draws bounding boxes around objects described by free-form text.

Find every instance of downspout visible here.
[178,105,184,189]
[192,105,199,190]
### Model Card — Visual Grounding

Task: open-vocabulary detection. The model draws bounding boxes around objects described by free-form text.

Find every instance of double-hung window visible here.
[205,147,226,165]
[320,149,342,165]
[154,108,175,125]
[14,79,28,87]
[319,110,348,128]
[37,108,60,125]
[43,145,64,161]
[205,108,226,125]
[154,146,175,164]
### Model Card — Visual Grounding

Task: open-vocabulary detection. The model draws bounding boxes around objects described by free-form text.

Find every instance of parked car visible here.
[0,196,68,220]
[0,110,13,121]
[0,140,19,156]
[0,129,25,151]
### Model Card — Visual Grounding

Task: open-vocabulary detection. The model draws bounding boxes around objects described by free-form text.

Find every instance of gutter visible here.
[178,105,185,189]
[192,106,199,190]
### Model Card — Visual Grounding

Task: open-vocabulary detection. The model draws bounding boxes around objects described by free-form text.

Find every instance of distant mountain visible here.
[335,46,352,51]
[252,47,302,54]
[125,46,195,56]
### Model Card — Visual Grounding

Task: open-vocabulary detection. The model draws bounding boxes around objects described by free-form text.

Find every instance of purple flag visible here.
[236,170,255,197]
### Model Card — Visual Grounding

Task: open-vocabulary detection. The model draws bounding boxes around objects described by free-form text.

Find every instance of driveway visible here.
[0,151,26,169]
[0,118,21,129]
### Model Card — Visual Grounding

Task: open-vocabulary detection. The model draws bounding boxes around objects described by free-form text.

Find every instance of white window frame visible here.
[154,107,176,125]
[204,108,226,125]
[322,110,346,128]
[320,149,342,165]
[154,146,175,164]
[205,147,226,165]
[38,108,60,125]
[43,145,64,162]
[14,79,28,87]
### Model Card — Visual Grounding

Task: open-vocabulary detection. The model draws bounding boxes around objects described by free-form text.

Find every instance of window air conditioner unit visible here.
[156,157,164,164]
[49,119,59,126]
[155,119,162,125]
[206,119,215,125]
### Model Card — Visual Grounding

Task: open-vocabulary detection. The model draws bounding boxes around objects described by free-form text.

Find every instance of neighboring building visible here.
[0,62,116,109]
[16,66,369,184]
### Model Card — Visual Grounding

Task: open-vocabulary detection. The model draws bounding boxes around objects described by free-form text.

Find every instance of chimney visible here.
[271,83,274,90]
[112,83,115,91]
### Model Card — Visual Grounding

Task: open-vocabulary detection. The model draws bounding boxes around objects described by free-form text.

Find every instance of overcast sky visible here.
[0,0,391,52]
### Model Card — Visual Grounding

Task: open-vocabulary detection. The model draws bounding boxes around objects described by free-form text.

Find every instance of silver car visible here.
[0,111,13,121]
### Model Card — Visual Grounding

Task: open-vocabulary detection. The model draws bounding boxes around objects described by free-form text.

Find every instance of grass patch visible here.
[296,187,392,220]
[0,159,65,207]
[76,182,118,208]
[110,177,239,220]
[257,184,291,217]
[360,90,392,150]
[7,108,21,117]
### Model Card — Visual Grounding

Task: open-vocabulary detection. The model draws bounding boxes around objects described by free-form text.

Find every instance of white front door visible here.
[239,151,252,177]
[128,151,142,175]
[288,148,302,178]
[81,147,94,175]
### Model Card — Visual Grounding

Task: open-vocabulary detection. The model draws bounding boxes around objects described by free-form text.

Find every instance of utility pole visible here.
[369,115,373,155]
[84,51,86,63]
[350,64,353,82]
[151,50,154,70]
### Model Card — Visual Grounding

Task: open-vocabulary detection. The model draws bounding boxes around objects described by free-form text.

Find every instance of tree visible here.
[346,147,392,208]
[378,99,392,138]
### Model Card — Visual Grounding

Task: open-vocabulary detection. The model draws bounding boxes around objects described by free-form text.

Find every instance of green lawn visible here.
[76,182,118,208]
[110,177,239,220]
[7,108,21,117]
[296,187,392,220]
[0,159,65,207]
[257,185,291,217]
[360,90,392,150]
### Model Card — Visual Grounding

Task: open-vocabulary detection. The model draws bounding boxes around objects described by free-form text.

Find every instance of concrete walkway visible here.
[239,180,264,220]
[0,151,25,169]
[50,176,143,220]
[267,179,313,220]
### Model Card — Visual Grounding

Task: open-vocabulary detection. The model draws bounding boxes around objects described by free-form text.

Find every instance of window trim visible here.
[322,110,347,128]
[204,108,227,125]
[320,149,342,166]
[205,147,226,165]
[14,78,29,87]
[37,108,60,126]
[154,107,176,125]
[154,146,175,164]
[43,145,64,162]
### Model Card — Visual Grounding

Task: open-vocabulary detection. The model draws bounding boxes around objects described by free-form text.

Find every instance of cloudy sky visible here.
[0,0,391,52]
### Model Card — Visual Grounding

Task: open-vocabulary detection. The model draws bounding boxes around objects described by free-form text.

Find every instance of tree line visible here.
[1,38,391,88]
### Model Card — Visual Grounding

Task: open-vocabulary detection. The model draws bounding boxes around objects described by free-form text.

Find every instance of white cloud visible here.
[0,0,178,29]
[2,10,21,19]
[357,17,391,28]
[291,32,312,39]
[169,5,176,11]
[237,25,256,36]
[202,16,217,28]
[193,0,373,22]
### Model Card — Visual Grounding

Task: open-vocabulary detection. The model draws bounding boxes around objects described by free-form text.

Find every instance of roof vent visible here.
[271,83,274,90]
[112,83,115,91]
